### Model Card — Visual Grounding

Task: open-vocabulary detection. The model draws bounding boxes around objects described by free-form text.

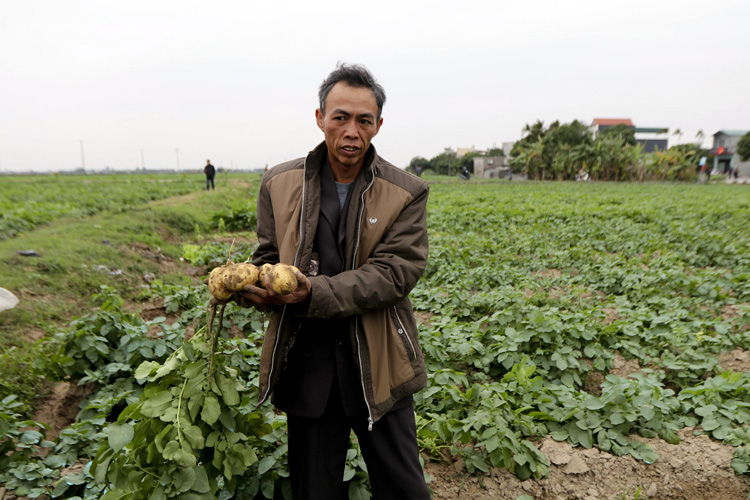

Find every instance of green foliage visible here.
[92,329,271,499]
[210,201,258,232]
[182,241,258,267]
[3,181,750,498]
[0,395,56,497]
[509,119,701,181]
[600,124,636,146]
[737,131,750,161]
[412,182,750,478]
[50,286,183,384]
[408,156,432,175]
[430,148,460,176]
[0,341,52,416]
[0,174,200,240]
[157,210,201,234]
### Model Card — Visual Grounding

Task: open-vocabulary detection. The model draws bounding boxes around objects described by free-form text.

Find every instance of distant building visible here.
[591,118,634,131]
[708,130,750,176]
[634,127,669,152]
[591,118,669,152]
[473,156,508,179]
[456,147,479,158]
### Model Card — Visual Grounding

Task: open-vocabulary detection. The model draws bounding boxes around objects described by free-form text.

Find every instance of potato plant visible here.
[2,181,750,499]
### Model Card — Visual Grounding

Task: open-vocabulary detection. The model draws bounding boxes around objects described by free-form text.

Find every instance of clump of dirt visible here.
[721,304,744,321]
[610,353,644,378]
[580,289,607,302]
[548,286,568,301]
[141,297,169,322]
[415,311,435,326]
[426,428,750,499]
[533,269,563,279]
[722,304,750,334]
[600,307,620,325]
[32,382,96,441]
[719,348,750,373]
[24,327,45,342]
[583,371,605,396]
[130,241,209,283]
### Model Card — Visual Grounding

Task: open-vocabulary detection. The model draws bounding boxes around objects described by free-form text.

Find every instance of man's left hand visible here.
[235,268,312,308]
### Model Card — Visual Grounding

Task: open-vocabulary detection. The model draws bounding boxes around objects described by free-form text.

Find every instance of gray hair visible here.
[318,63,386,119]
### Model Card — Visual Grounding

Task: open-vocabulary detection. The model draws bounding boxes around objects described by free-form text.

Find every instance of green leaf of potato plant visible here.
[91,328,268,499]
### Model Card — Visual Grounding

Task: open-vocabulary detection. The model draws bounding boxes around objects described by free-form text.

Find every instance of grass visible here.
[0,174,261,413]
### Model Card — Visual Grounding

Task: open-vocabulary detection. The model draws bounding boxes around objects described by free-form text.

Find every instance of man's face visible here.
[315,82,382,176]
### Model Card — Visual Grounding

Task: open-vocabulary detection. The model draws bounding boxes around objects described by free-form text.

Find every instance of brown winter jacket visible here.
[253,141,429,426]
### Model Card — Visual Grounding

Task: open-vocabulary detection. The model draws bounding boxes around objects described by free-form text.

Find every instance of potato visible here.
[269,264,299,295]
[208,265,233,301]
[257,263,273,287]
[224,262,259,292]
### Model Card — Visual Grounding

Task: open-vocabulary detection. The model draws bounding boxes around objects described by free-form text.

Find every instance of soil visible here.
[719,348,750,373]
[600,307,621,326]
[533,269,563,279]
[32,382,96,442]
[610,353,645,379]
[11,258,750,499]
[425,428,750,499]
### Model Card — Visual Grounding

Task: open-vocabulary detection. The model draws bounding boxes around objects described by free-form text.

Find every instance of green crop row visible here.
[0,174,211,239]
[1,181,749,499]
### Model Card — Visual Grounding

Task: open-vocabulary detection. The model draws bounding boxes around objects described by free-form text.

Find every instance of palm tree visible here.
[695,130,705,147]
[672,129,683,147]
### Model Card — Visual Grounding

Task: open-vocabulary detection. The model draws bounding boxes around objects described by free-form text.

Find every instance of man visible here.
[237,63,431,499]
[204,159,215,190]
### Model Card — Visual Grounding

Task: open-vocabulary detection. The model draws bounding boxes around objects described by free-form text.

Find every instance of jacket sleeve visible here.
[252,172,280,267]
[305,183,428,318]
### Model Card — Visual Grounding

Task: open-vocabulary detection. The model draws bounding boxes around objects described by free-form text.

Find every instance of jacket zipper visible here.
[391,306,416,360]
[353,172,376,430]
[259,158,308,406]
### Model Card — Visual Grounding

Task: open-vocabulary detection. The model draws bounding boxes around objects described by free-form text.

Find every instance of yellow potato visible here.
[257,263,273,287]
[224,262,259,292]
[208,265,233,301]
[270,264,299,295]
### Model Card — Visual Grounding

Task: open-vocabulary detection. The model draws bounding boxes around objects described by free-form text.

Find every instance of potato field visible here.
[1,175,749,499]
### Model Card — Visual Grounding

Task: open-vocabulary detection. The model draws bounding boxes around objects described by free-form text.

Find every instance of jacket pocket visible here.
[389,306,416,361]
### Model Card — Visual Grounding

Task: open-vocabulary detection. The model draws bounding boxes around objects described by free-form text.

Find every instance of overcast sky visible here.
[2,0,749,172]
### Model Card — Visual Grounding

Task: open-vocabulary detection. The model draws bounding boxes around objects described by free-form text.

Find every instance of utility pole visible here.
[141,149,145,169]
[80,140,85,169]
[175,148,180,170]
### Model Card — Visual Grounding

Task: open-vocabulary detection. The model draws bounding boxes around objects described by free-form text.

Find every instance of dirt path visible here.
[426,428,750,499]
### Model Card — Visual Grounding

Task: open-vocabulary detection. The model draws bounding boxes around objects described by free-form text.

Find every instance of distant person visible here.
[204,160,216,190]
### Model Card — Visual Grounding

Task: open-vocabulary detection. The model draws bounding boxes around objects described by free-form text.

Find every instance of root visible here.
[226,238,236,265]
[207,303,226,376]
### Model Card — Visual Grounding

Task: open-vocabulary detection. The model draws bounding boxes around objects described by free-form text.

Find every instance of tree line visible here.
[408,120,738,181]
[508,120,709,181]
[408,147,505,176]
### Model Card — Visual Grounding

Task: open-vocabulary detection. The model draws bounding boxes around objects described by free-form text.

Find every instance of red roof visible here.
[593,118,633,126]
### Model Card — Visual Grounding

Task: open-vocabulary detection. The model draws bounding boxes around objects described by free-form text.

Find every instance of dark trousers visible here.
[286,385,430,500]
[206,176,214,190]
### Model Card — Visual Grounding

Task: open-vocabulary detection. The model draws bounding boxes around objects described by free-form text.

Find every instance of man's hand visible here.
[235,267,311,308]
